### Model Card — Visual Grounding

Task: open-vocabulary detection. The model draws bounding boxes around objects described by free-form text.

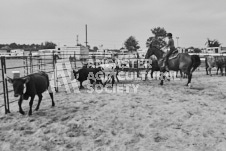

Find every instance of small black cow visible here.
[8,71,55,115]
[73,67,104,89]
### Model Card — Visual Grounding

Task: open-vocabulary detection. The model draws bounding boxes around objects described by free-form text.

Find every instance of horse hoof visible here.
[188,83,192,88]
[79,86,85,89]
[28,111,32,116]
[19,110,25,115]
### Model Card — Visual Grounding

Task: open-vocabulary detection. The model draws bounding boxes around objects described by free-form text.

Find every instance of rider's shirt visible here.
[166,39,175,50]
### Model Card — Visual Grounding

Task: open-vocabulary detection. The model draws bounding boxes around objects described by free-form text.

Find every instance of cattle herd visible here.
[5,54,226,116]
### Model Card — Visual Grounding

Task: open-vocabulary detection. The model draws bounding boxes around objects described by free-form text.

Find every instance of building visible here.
[56,45,89,60]
[177,47,187,53]
[0,49,10,57]
[205,46,226,54]
[10,49,24,56]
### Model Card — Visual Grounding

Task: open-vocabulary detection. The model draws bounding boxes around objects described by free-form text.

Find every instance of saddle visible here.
[169,50,179,60]
[163,49,179,60]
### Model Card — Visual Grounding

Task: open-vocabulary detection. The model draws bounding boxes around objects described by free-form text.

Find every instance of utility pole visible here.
[176,37,179,48]
[85,24,88,47]
[76,35,79,46]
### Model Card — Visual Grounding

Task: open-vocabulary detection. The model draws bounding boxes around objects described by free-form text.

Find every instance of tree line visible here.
[0,41,56,52]
[1,27,221,53]
[123,27,221,53]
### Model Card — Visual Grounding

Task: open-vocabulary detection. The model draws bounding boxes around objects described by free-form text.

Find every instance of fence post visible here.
[52,51,55,71]
[74,51,76,69]
[23,52,26,76]
[53,52,58,92]
[38,58,41,71]
[3,57,10,113]
[29,51,33,74]
[26,56,28,75]
[1,56,10,114]
[137,52,139,78]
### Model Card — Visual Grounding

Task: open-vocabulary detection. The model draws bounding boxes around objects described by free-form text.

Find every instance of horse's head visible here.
[145,47,155,59]
[145,46,163,60]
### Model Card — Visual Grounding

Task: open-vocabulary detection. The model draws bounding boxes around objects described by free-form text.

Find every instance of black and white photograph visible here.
[1,0,226,150]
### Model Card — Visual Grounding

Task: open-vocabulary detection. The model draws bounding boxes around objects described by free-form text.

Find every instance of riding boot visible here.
[165,64,169,71]
[161,60,169,71]
[165,58,169,71]
[161,60,166,68]
[161,63,165,71]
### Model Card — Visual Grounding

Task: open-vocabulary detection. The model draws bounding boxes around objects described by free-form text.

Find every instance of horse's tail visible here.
[191,55,201,72]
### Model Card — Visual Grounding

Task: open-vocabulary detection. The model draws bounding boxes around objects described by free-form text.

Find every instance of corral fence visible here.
[0,51,145,114]
[0,52,225,114]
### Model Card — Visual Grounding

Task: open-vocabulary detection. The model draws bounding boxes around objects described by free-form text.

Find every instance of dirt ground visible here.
[1,70,226,151]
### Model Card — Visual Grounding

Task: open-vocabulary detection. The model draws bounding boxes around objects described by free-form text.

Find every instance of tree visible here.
[43,41,56,49]
[9,43,18,49]
[205,38,221,47]
[146,27,167,49]
[0,42,57,51]
[93,46,98,51]
[194,48,202,53]
[187,46,194,49]
[124,36,140,52]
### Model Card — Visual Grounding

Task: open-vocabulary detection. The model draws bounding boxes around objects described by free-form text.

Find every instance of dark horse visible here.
[145,46,201,86]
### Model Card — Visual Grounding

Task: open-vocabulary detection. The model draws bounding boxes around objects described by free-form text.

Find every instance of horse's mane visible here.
[151,46,164,54]
[147,46,165,57]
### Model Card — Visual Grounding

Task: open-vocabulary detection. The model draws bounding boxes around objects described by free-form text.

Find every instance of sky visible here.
[0,0,226,50]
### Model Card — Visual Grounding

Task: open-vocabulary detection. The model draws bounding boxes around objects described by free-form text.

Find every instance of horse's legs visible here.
[159,71,164,85]
[180,70,184,78]
[208,67,212,76]
[225,66,226,76]
[151,70,154,79]
[111,75,115,87]
[167,71,170,81]
[206,66,209,75]
[116,70,119,82]
[145,68,149,80]
[220,66,223,76]
[179,70,182,78]
[186,73,192,86]
[216,66,219,75]
[176,71,179,78]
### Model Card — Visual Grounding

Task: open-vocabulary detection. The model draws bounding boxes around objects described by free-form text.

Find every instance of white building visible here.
[10,49,24,56]
[205,47,226,54]
[56,45,89,60]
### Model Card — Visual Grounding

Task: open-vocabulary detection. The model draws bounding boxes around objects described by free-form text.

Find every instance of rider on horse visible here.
[161,33,177,70]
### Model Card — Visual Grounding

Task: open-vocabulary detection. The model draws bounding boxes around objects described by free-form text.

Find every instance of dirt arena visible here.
[1,69,226,151]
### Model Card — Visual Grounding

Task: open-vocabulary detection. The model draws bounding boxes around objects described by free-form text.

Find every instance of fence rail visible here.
[1,52,225,114]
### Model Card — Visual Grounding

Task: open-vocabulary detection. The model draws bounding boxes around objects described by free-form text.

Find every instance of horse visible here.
[145,46,201,86]
[205,55,226,76]
[145,55,162,79]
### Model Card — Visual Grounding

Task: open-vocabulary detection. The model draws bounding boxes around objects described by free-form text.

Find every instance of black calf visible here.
[8,71,55,115]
